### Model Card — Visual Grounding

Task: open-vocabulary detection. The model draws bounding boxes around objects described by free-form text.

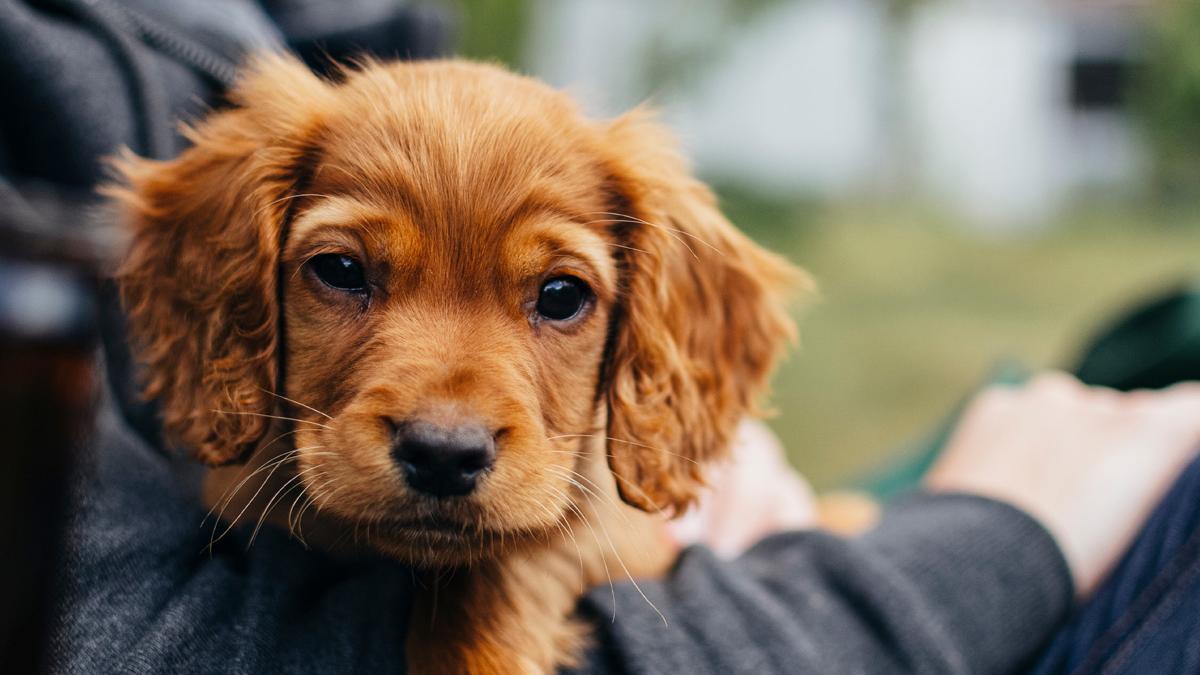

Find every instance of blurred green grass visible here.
[722,190,1200,489]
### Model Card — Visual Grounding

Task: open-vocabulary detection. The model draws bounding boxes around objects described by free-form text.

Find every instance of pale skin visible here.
[679,372,1200,599]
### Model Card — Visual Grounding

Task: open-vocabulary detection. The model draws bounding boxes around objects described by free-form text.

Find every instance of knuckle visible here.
[1028,371,1078,392]
[1164,381,1200,398]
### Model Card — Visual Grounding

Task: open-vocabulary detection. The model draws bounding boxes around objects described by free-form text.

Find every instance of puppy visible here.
[113,54,801,673]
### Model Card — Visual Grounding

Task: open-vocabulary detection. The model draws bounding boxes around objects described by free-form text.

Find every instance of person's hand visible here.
[925,373,1200,597]
[668,420,818,557]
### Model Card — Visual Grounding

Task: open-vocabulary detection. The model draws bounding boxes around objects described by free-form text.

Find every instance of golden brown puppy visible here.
[113,54,801,673]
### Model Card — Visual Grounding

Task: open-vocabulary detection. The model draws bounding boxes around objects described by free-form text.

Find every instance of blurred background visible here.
[15,0,1198,668]
[452,0,1200,488]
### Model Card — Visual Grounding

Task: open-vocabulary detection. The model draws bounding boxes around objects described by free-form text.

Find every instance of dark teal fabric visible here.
[1075,283,1200,391]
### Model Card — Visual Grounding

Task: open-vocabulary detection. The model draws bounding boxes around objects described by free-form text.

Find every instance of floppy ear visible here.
[111,54,331,465]
[600,109,810,514]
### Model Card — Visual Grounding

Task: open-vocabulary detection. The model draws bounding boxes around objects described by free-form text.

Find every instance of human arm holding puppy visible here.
[682,372,1200,599]
[593,373,1200,674]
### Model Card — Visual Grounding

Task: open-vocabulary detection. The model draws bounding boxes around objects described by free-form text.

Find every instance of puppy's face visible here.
[280,75,620,561]
[116,57,801,566]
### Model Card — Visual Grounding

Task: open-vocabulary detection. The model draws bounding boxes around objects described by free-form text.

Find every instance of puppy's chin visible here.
[364,517,548,568]
[309,493,560,568]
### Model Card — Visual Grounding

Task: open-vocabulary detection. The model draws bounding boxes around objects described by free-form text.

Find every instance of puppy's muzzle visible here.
[391,419,496,498]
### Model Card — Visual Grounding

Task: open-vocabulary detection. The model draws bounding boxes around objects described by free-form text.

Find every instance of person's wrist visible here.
[924,482,1086,596]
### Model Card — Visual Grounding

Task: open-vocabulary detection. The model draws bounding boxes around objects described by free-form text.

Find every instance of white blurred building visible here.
[524,0,1148,230]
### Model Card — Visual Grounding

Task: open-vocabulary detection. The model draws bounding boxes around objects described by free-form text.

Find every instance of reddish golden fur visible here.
[114,54,803,673]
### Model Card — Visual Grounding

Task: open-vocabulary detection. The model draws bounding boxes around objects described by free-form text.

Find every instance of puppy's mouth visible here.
[382,514,478,537]
[373,507,504,546]
[368,512,519,566]
[362,503,549,565]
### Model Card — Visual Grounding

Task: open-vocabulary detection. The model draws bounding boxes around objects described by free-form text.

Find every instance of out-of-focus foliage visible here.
[453,0,529,66]
[1136,0,1200,197]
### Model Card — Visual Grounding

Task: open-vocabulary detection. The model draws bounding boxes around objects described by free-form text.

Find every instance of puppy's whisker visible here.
[287,491,310,547]
[284,466,336,542]
[535,451,673,518]
[257,387,335,420]
[286,491,308,545]
[205,446,311,530]
[296,481,335,527]
[559,469,628,511]
[291,471,333,536]
[209,445,326,547]
[609,470,674,519]
[584,211,724,256]
[302,472,345,515]
[257,427,310,456]
[220,448,341,523]
[287,469,327,546]
[546,485,617,622]
[321,163,381,200]
[259,468,326,548]
[248,463,325,548]
[605,243,651,255]
[249,477,308,550]
[580,216,699,259]
[252,192,329,218]
[290,251,323,282]
[367,511,384,548]
[205,448,298,521]
[545,433,700,466]
[571,483,669,628]
[529,500,582,585]
[543,466,635,529]
[211,409,334,431]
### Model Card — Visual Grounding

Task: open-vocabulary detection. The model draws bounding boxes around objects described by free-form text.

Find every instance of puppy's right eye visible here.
[537,276,589,321]
[309,254,367,292]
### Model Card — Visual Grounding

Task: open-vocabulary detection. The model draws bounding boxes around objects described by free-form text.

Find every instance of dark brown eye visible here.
[309,254,366,292]
[536,276,588,321]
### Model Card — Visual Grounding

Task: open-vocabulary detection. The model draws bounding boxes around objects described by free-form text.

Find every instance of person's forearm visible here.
[575,493,1072,675]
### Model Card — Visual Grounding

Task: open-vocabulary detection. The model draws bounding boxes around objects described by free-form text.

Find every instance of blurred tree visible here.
[453,0,529,66]
[1136,0,1200,198]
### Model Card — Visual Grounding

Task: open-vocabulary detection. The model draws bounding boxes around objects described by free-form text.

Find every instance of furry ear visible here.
[600,109,810,514]
[111,54,331,465]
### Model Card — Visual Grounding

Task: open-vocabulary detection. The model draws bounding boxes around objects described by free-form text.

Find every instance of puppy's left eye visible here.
[537,276,589,321]
[309,254,367,292]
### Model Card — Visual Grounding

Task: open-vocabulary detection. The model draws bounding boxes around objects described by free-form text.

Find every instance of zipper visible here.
[87,0,241,89]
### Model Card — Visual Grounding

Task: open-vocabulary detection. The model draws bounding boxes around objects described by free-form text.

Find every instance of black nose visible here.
[392,420,495,497]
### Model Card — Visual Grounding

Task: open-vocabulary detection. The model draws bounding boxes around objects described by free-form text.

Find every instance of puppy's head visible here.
[115,55,802,565]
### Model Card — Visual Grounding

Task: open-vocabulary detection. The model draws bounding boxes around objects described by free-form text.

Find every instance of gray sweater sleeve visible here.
[575,494,1073,675]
